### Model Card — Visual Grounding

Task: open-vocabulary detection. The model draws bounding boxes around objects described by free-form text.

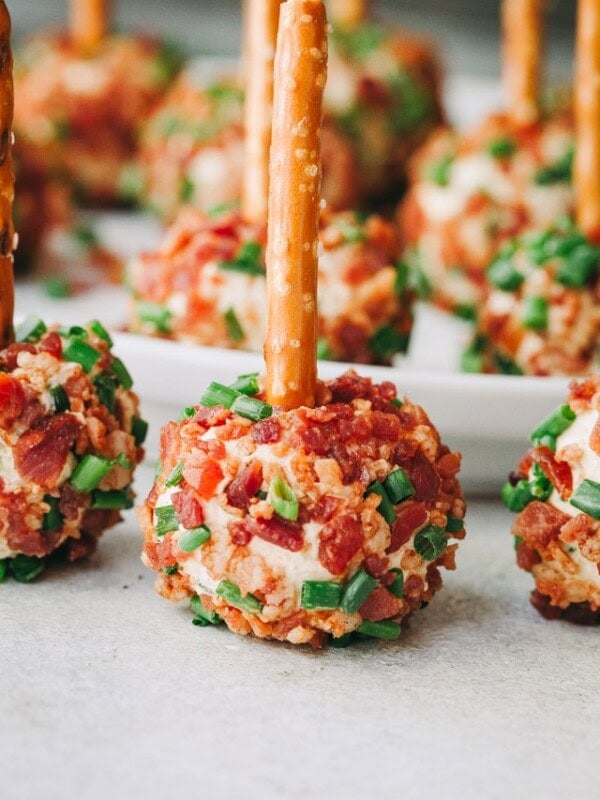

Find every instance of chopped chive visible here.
[0,559,6,582]
[43,276,71,298]
[49,385,70,413]
[62,338,100,372]
[502,479,533,512]
[70,454,114,493]
[218,241,265,276]
[388,568,404,598]
[453,304,477,322]
[216,580,263,614]
[72,223,100,249]
[536,433,557,452]
[163,563,179,575]
[317,337,333,360]
[42,495,63,532]
[111,358,133,390]
[382,468,414,504]
[530,404,576,444]
[357,620,401,640]
[15,315,47,343]
[190,594,221,626]
[91,489,133,510]
[445,516,464,533]
[390,398,403,408]
[229,372,260,396]
[256,490,267,500]
[89,319,113,346]
[334,218,367,244]
[534,147,573,185]
[165,461,184,488]
[570,479,600,520]
[179,175,195,203]
[487,257,524,291]
[178,406,196,421]
[340,569,378,614]
[330,633,355,648]
[514,535,523,551]
[556,246,598,288]
[206,199,239,218]
[426,154,453,186]
[10,554,45,583]
[486,137,516,158]
[200,381,239,408]
[155,505,179,537]
[93,372,118,413]
[413,525,447,561]
[529,474,553,501]
[269,476,299,521]
[522,296,548,331]
[154,459,163,479]
[135,300,172,334]
[131,415,148,446]
[368,324,409,360]
[394,261,410,294]
[230,394,272,421]
[364,482,396,524]
[224,307,245,343]
[179,525,211,552]
[461,334,486,374]
[300,580,342,609]
[492,350,523,375]
[114,453,132,469]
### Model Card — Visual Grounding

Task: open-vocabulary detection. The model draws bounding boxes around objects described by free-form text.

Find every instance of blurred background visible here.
[12,0,575,80]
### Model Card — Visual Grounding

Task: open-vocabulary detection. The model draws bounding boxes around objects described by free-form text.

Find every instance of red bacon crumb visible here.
[512,500,570,551]
[318,515,362,574]
[360,585,403,621]
[252,417,281,444]
[387,501,427,553]
[245,515,304,551]
[516,541,541,572]
[39,332,62,358]
[225,461,263,509]
[0,373,25,428]
[13,413,81,489]
[183,457,224,499]
[531,446,573,498]
[172,490,204,529]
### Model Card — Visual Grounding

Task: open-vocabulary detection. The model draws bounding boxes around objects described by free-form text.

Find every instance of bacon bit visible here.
[436,452,461,478]
[371,412,401,441]
[298,424,330,455]
[1,343,36,371]
[245,515,304,551]
[330,441,361,484]
[590,418,600,457]
[426,563,443,594]
[39,331,62,358]
[518,450,534,476]
[14,413,81,489]
[400,453,441,502]
[311,494,343,523]
[183,457,224,499]
[58,484,87,520]
[252,417,281,444]
[81,508,120,537]
[516,541,541,572]
[387,501,427,553]
[272,610,309,638]
[144,537,177,570]
[364,554,389,578]
[226,461,263,509]
[0,373,25,428]
[172,490,204,529]
[159,421,181,474]
[64,532,98,562]
[360,586,403,622]
[192,406,231,428]
[318,515,362,574]
[403,574,425,608]
[512,500,570,550]
[228,519,252,546]
[328,371,373,404]
[357,76,391,106]
[531,446,573,498]
[560,514,600,562]
[3,492,61,555]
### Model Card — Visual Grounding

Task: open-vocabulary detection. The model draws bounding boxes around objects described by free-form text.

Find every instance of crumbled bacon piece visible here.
[318,515,362,574]
[512,500,570,550]
[252,417,281,444]
[516,541,541,571]
[0,373,25,428]
[172,490,204,529]
[311,494,343,523]
[228,519,252,546]
[363,554,389,578]
[13,413,81,489]
[245,515,304,551]
[360,586,403,621]
[183,457,223,499]
[226,461,263,509]
[400,453,441,502]
[39,331,62,358]
[530,446,573,498]
[387,501,427,553]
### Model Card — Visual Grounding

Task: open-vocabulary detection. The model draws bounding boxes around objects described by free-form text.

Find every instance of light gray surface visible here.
[2,473,598,800]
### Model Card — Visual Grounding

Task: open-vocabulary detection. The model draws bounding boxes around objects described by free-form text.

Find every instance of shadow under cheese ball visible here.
[139,371,465,647]
[505,376,600,624]
[0,320,147,582]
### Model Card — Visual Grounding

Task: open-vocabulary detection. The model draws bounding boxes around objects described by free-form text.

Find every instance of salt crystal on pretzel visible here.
[502,0,543,125]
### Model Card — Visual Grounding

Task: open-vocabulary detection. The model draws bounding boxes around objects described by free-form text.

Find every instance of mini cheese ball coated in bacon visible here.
[505,377,600,624]
[139,371,465,647]
[128,207,414,365]
[0,319,147,581]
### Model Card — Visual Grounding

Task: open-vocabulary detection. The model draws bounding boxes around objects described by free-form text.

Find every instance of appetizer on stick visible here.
[14,0,182,206]
[505,0,600,622]
[129,0,413,365]
[139,0,465,648]
[132,0,442,217]
[0,4,146,581]
[465,0,600,376]
[398,0,575,318]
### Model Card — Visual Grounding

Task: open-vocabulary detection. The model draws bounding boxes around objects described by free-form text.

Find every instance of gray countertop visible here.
[2,470,598,800]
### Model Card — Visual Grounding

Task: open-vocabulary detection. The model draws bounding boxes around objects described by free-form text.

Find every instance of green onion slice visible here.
[340,569,378,614]
[179,525,211,553]
[111,357,133,390]
[230,395,272,421]
[387,568,404,598]
[502,480,534,513]
[216,580,263,614]
[300,580,342,610]
[445,516,464,533]
[62,338,100,373]
[89,319,113,346]
[570,479,600,520]
[357,620,401,640]
[155,505,180,537]
[165,461,184,488]
[522,295,548,331]
[382,468,414,504]
[224,308,245,343]
[530,404,576,444]
[268,476,299,521]
[131,416,148,446]
[413,525,448,561]
[229,373,260,396]
[135,300,172,334]
[70,455,114,493]
[364,482,396,524]
[15,315,47,343]
[200,381,239,408]
[10,554,45,583]
[49,385,70,413]
[190,594,221,626]
[91,489,133,510]
[42,495,63,532]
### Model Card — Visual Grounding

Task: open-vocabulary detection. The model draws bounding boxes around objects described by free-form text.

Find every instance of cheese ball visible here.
[462,221,600,376]
[128,207,414,365]
[14,32,182,205]
[505,376,600,624]
[0,318,146,582]
[133,22,441,218]
[398,112,575,315]
[139,370,465,647]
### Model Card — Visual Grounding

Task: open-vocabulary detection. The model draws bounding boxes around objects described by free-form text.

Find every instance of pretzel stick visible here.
[328,0,369,29]
[575,0,600,241]
[0,1,14,349]
[502,0,542,124]
[242,0,282,225]
[69,0,111,51]
[265,0,327,410]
